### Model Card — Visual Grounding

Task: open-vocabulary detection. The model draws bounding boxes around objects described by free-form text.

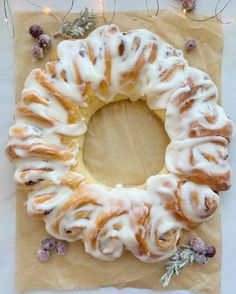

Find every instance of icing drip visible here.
[6,24,233,262]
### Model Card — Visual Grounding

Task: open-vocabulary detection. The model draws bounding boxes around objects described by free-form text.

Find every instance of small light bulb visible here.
[42,7,52,16]
[4,17,8,23]
[183,9,187,14]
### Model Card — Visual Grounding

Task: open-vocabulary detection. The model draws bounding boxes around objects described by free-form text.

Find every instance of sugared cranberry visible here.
[182,0,196,12]
[41,238,56,250]
[37,34,51,49]
[194,253,208,265]
[37,248,50,262]
[204,245,216,258]
[29,24,44,38]
[56,241,68,256]
[32,45,44,60]
[185,39,197,51]
[190,237,206,253]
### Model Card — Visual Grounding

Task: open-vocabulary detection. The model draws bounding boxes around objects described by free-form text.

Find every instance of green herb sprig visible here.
[54,8,96,39]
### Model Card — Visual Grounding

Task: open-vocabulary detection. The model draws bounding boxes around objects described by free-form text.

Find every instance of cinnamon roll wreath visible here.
[6,25,234,262]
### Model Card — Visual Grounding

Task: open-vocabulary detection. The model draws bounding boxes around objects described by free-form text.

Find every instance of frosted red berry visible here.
[182,0,196,12]
[29,24,44,38]
[190,237,206,253]
[185,39,197,51]
[56,241,68,256]
[194,253,208,265]
[204,245,216,258]
[37,248,50,262]
[41,238,56,250]
[37,34,52,49]
[32,46,44,60]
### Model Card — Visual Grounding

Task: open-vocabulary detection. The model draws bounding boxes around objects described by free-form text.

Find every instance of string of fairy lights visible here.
[3,0,14,37]
[182,0,236,24]
[2,0,236,38]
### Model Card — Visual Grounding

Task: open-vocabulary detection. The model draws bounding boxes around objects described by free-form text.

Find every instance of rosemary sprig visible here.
[54,7,96,39]
[160,237,216,287]
[160,247,195,287]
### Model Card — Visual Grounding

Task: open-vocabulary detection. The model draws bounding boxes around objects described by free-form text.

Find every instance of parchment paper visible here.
[14,11,223,292]
[83,100,169,187]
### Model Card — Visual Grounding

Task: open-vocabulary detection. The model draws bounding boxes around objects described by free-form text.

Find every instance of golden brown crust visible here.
[6,142,74,161]
[189,121,233,141]
[35,70,81,124]
[182,170,231,191]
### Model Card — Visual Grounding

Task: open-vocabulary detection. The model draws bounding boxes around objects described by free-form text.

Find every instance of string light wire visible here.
[61,0,75,23]
[215,0,236,24]
[2,0,236,38]
[110,0,117,24]
[3,0,14,38]
[100,0,117,24]
[183,0,233,23]
[144,0,160,18]
[25,0,60,22]
[100,0,106,24]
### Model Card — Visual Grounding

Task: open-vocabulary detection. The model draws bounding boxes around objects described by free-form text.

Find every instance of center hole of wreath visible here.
[83,99,169,187]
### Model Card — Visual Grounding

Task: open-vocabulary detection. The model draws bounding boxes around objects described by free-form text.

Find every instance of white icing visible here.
[25,173,219,262]
[6,24,234,262]
[165,136,230,179]
[165,67,233,141]
[177,181,220,223]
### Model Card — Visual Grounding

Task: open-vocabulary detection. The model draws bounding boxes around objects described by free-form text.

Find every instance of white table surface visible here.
[0,1,236,293]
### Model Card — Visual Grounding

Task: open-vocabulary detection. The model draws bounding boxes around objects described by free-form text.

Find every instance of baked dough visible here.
[6,25,233,262]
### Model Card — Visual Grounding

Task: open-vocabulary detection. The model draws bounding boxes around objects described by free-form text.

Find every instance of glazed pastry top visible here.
[6,25,233,262]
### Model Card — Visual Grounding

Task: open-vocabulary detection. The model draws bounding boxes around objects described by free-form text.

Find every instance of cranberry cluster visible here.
[190,237,216,265]
[29,24,52,61]
[37,238,68,262]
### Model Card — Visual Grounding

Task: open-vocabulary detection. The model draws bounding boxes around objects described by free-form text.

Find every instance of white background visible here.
[0,1,235,293]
